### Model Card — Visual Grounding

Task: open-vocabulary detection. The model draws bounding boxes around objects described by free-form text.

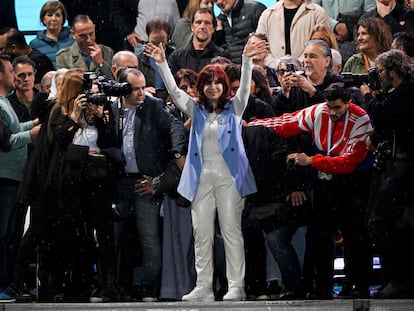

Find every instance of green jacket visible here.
[56,42,114,79]
[343,52,368,74]
[0,96,34,182]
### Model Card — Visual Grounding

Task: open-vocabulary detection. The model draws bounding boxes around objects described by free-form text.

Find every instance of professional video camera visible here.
[341,67,381,91]
[82,72,132,106]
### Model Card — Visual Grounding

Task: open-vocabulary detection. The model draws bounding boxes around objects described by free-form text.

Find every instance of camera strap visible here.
[117,97,124,148]
[363,53,376,96]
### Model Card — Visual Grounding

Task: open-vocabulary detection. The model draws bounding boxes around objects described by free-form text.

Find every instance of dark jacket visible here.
[367,78,414,155]
[242,125,313,230]
[28,48,55,85]
[167,40,231,75]
[361,2,410,35]
[217,0,266,64]
[242,94,276,122]
[45,104,118,193]
[8,88,49,122]
[273,72,343,115]
[113,95,188,177]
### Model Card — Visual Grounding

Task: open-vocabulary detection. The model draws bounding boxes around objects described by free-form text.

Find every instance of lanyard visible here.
[326,109,349,156]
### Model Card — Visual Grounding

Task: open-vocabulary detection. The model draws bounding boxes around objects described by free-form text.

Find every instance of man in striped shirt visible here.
[249,82,374,299]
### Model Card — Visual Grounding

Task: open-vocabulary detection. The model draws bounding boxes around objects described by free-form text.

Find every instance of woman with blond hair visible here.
[47,68,119,302]
[309,23,339,51]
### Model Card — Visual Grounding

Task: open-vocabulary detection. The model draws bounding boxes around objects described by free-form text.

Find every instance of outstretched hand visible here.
[144,42,166,64]
[243,36,269,59]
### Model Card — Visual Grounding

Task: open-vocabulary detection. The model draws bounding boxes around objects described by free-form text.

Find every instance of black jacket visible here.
[167,40,230,75]
[113,95,188,177]
[367,78,414,155]
[361,2,410,35]
[242,125,314,230]
[217,0,266,64]
[273,73,343,115]
[7,88,48,122]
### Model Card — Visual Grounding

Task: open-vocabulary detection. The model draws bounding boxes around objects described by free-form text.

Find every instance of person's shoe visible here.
[89,289,110,303]
[0,290,16,303]
[142,286,158,302]
[104,274,119,301]
[5,283,32,303]
[373,281,407,299]
[223,287,246,301]
[182,286,215,302]
[267,280,282,300]
[255,293,270,301]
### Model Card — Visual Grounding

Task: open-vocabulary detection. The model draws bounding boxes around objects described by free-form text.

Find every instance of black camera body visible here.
[341,67,381,91]
[82,72,132,106]
[286,63,295,73]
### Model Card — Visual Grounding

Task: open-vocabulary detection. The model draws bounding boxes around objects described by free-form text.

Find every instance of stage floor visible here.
[2,299,414,311]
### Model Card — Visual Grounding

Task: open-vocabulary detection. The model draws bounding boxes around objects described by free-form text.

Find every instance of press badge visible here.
[318,170,333,181]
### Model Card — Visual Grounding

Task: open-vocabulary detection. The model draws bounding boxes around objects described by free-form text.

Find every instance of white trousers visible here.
[191,155,245,289]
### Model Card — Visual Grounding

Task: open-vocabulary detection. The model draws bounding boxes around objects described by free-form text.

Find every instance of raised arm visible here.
[144,43,194,117]
[234,37,269,116]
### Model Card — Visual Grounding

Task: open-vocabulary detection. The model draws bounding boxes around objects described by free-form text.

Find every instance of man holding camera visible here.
[249,83,374,299]
[363,49,414,299]
[274,40,343,113]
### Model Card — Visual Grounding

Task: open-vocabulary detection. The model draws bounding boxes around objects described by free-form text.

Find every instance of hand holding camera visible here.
[70,93,88,122]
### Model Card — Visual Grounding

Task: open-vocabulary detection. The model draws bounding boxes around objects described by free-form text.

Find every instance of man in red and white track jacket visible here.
[249,82,375,300]
[248,86,372,175]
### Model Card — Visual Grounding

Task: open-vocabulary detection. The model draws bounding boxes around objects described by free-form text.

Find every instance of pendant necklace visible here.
[208,111,218,140]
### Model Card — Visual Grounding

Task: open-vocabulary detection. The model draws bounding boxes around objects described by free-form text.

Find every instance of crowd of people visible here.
[1,0,414,304]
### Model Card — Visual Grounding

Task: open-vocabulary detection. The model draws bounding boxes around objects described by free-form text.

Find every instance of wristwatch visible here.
[174,152,182,159]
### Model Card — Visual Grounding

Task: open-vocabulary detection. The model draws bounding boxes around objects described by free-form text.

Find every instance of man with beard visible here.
[167,8,230,75]
[249,83,375,299]
[363,49,414,299]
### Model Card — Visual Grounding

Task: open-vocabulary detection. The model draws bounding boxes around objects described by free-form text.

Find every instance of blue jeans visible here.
[265,225,304,291]
[114,175,161,289]
[0,181,19,287]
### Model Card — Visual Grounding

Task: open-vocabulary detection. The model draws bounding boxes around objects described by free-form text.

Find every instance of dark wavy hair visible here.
[376,49,413,80]
[355,17,392,54]
[251,66,272,105]
[196,64,231,111]
[175,68,198,87]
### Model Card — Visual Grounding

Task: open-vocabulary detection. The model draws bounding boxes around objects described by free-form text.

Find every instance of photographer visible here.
[47,68,119,302]
[364,49,414,299]
[273,40,342,115]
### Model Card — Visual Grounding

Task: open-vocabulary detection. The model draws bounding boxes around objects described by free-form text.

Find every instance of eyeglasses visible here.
[149,40,167,46]
[276,69,288,75]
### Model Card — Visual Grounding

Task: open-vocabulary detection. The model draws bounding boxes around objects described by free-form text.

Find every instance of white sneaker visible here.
[223,287,246,301]
[182,286,215,302]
